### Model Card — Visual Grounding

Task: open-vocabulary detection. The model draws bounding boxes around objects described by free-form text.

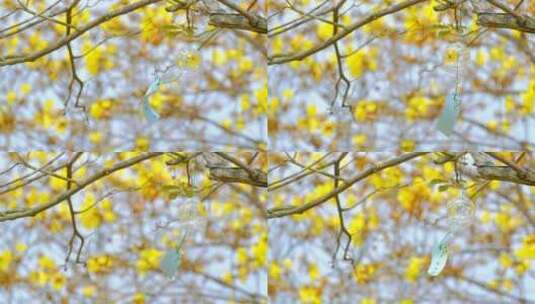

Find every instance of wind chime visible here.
[159,157,204,279]
[436,1,470,137]
[428,154,476,276]
[142,48,199,124]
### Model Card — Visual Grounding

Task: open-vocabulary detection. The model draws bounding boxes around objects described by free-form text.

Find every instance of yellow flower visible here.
[270,263,282,280]
[82,285,96,297]
[29,271,48,286]
[403,1,438,43]
[494,206,522,233]
[400,139,415,152]
[50,272,66,290]
[136,248,163,276]
[212,49,227,66]
[405,95,433,121]
[236,247,248,264]
[298,286,321,304]
[239,57,253,72]
[135,137,151,151]
[133,292,146,304]
[499,253,513,268]
[354,263,378,284]
[89,131,102,144]
[316,22,333,40]
[353,134,368,148]
[475,49,488,66]
[89,99,114,119]
[6,91,16,105]
[480,210,492,223]
[0,250,13,272]
[444,47,459,65]
[308,263,320,280]
[514,259,530,275]
[520,80,535,115]
[397,177,430,217]
[140,6,172,45]
[515,234,535,260]
[87,255,114,274]
[255,85,268,114]
[271,36,284,54]
[370,166,404,188]
[15,242,27,253]
[240,94,251,111]
[353,100,379,122]
[405,256,427,282]
[251,233,267,267]
[38,255,57,271]
[282,258,293,270]
[490,46,505,61]
[346,48,378,78]
[364,18,387,35]
[79,194,116,229]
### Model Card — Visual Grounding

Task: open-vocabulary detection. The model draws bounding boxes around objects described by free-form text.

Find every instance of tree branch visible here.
[0,0,163,66]
[268,0,429,65]
[477,12,535,33]
[435,152,535,186]
[267,152,428,218]
[208,167,267,187]
[0,152,163,222]
[208,13,267,33]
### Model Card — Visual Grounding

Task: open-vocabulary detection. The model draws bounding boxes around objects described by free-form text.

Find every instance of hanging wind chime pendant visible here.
[428,230,454,276]
[428,188,475,276]
[446,188,475,230]
[436,93,461,136]
[436,39,466,137]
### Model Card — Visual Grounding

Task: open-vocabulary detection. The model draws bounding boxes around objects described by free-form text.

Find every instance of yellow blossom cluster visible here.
[404,94,436,121]
[136,248,163,276]
[89,99,115,120]
[79,193,117,230]
[29,255,66,291]
[353,100,380,122]
[348,207,380,246]
[354,262,379,284]
[87,254,116,274]
[346,47,379,78]
[405,255,429,282]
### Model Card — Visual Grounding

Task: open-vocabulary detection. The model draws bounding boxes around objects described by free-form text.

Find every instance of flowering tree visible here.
[0,152,268,303]
[0,0,267,150]
[268,0,535,150]
[268,152,534,303]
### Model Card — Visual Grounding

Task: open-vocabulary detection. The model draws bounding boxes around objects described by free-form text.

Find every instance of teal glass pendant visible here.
[436,93,460,136]
[142,76,162,123]
[428,231,454,276]
[142,97,160,124]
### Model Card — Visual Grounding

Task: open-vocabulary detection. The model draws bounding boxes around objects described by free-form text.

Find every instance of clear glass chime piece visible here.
[446,189,475,230]
[428,189,475,276]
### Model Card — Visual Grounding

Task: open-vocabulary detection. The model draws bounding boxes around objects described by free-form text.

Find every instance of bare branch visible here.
[268,0,429,64]
[209,167,267,187]
[0,152,163,222]
[208,13,267,33]
[0,0,163,67]
[477,12,535,33]
[267,152,429,218]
